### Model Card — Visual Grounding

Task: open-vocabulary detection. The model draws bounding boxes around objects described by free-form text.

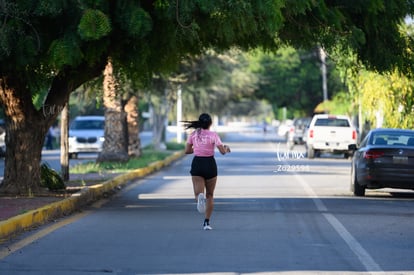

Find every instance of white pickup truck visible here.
[305,114,357,158]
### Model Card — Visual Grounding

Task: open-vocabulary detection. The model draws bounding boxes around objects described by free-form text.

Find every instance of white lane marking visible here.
[294,173,383,273]
[163,176,188,180]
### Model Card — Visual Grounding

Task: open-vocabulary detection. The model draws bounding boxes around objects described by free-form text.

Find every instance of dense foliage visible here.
[0,0,413,195]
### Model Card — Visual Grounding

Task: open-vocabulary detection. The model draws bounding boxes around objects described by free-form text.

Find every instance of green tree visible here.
[180,50,258,119]
[357,70,414,129]
[0,1,412,195]
[247,47,344,118]
[147,74,179,150]
[331,20,414,136]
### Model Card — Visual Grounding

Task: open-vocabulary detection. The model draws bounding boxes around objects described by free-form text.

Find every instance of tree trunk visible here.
[124,95,141,157]
[152,112,167,150]
[0,63,105,196]
[0,65,106,195]
[2,119,47,195]
[151,87,173,150]
[0,77,57,195]
[97,58,129,162]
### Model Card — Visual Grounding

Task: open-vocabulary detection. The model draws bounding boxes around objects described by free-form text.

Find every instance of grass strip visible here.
[70,142,185,174]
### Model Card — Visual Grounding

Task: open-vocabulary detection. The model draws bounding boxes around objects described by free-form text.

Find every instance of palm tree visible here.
[97,58,129,162]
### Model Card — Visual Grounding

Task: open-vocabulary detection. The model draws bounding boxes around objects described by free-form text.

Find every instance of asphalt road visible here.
[1,131,414,274]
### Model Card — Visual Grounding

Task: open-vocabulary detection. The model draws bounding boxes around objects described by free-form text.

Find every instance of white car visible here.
[68,116,105,159]
[305,114,357,158]
[277,119,293,139]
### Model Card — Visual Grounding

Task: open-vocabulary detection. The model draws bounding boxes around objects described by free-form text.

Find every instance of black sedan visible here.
[348,128,414,196]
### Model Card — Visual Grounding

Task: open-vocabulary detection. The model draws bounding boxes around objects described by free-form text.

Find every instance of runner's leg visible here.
[204,176,217,219]
[192,176,205,201]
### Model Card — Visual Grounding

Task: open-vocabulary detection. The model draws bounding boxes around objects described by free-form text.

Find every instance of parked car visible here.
[68,116,105,159]
[348,128,414,196]
[277,119,293,140]
[286,117,312,150]
[305,114,357,158]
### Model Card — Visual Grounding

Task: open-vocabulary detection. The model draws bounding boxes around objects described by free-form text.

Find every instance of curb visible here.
[0,150,185,241]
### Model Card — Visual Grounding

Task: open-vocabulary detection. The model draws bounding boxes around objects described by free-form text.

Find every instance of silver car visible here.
[68,116,105,159]
[286,117,311,150]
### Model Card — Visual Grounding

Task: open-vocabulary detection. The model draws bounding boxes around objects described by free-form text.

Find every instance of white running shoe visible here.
[203,224,213,230]
[197,193,206,213]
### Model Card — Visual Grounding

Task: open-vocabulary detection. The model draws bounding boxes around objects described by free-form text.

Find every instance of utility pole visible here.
[60,103,69,181]
[319,47,328,103]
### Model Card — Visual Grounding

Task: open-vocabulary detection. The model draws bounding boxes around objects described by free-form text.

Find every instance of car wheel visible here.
[69,153,78,159]
[352,167,365,196]
[307,146,315,159]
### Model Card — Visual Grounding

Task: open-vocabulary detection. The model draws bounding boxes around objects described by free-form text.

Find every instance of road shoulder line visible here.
[294,173,383,273]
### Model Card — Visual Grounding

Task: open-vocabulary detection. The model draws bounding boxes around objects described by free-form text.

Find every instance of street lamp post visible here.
[176,85,183,143]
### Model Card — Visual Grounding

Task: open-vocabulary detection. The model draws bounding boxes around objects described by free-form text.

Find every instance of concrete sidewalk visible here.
[0,151,185,241]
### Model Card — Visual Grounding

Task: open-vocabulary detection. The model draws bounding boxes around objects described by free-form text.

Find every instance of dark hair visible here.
[182,113,212,129]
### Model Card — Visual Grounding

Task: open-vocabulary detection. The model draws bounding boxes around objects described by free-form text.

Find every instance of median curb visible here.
[0,150,185,241]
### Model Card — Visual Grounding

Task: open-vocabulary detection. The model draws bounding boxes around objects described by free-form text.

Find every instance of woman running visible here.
[183,113,231,230]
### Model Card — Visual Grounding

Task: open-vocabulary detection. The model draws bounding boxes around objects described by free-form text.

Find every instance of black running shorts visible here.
[190,156,218,179]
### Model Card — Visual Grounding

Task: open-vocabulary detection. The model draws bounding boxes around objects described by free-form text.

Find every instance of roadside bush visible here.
[166,142,185,150]
[40,163,66,190]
